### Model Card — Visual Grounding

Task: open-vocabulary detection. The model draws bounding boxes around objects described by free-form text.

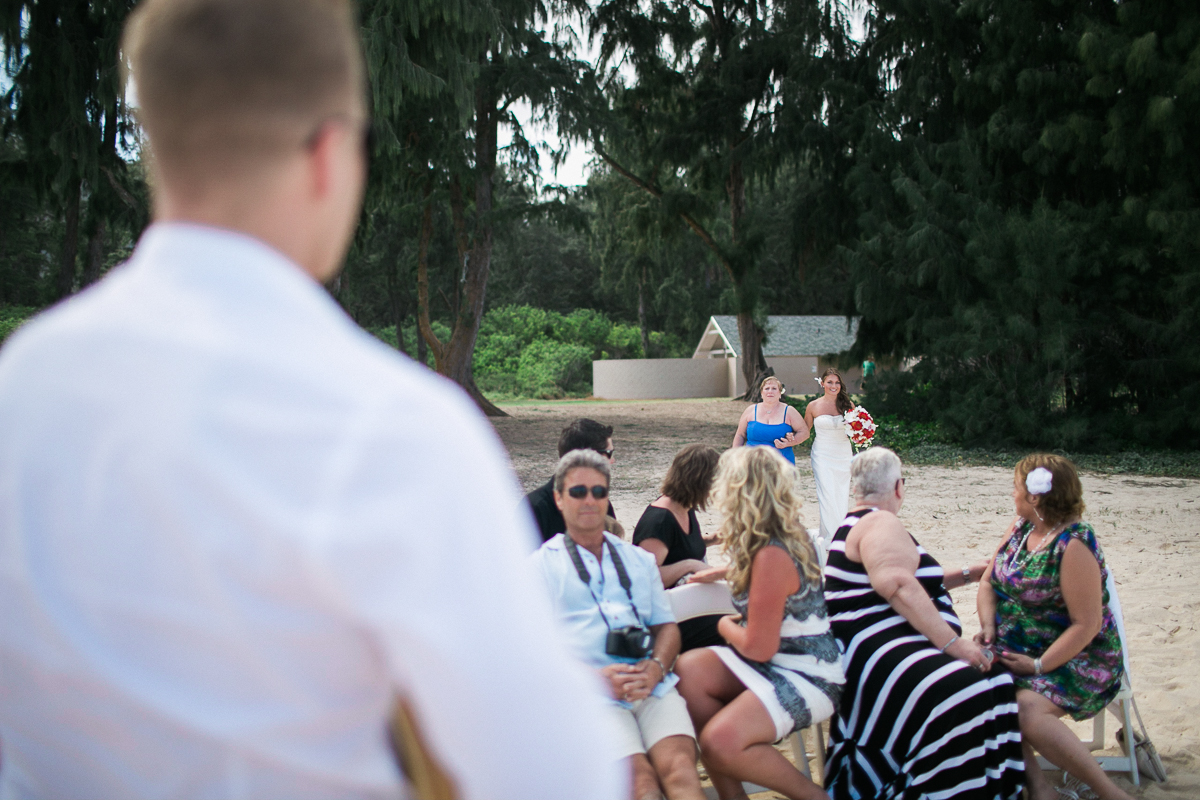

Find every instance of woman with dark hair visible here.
[979,454,1131,800]
[634,444,724,651]
[803,368,853,549]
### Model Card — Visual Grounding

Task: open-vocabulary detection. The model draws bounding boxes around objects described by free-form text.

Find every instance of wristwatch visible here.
[649,657,670,680]
[961,566,972,583]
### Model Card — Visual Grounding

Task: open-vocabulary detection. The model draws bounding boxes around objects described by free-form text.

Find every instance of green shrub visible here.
[0,306,37,347]
[371,304,697,398]
[515,339,593,398]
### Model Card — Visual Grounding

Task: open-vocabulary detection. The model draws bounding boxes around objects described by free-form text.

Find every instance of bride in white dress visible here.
[804,368,854,552]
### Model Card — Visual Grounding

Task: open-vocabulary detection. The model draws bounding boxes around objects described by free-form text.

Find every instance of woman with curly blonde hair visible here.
[676,447,843,800]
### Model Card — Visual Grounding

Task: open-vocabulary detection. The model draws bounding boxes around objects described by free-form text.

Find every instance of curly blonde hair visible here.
[716,446,822,596]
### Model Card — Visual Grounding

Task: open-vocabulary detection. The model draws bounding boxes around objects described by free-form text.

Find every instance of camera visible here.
[605,625,654,659]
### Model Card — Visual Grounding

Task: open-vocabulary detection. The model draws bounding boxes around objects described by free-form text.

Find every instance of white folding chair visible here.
[666,581,830,798]
[1035,569,1160,786]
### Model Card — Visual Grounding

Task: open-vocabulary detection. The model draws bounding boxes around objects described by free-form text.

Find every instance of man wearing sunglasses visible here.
[531,450,705,800]
[525,417,623,543]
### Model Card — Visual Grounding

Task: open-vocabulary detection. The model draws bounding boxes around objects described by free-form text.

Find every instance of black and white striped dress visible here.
[823,509,1025,800]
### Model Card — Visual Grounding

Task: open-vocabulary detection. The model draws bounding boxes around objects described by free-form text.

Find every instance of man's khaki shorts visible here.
[607,687,696,759]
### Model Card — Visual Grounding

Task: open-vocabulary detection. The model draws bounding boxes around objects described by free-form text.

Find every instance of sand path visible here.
[493,398,1200,798]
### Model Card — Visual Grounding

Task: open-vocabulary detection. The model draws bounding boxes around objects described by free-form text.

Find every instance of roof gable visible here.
[703,315,859,357]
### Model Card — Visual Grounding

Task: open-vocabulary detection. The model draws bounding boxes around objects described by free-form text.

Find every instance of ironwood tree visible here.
[358,0,593,415]
[576,0,855,396]
[1,0,145,301]
[844,0,1200,448]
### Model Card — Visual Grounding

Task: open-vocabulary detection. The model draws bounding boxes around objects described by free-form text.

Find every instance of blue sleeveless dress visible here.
[745,404,796,464]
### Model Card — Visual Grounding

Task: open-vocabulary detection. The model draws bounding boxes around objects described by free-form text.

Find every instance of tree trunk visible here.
[595,145,768,397]
[637,262,650,357]
[56,177,82,300]
[737,309,771,399]
[392,291,406,355]
[414,76,507,417]
[81,218,107,288]
[727,156,768,399]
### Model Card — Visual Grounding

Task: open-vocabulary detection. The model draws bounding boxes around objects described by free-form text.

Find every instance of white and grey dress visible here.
[709,541,845,741]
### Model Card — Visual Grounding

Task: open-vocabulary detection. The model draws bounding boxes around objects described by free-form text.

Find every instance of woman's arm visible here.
[732,406,752,447]
[718,546,799,662]
[974,528,1015,645]
[803,401,815,430]
[942,561,988,590]
[856,512,993,669]
[637,538,708,588]
[787,405,811,443]
[996,539,1105,675]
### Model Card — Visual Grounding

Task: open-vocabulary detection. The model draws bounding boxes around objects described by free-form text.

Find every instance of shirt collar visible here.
[130,222,343,323]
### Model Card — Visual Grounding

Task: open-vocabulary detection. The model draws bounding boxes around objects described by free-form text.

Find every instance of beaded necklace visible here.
[1009,520,1067,568]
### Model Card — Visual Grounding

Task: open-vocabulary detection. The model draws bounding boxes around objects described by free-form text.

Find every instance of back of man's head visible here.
[122,0,365,190]
[557,418,613,458]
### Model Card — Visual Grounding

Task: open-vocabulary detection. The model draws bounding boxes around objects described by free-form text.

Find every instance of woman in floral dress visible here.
[977,454,1132,800]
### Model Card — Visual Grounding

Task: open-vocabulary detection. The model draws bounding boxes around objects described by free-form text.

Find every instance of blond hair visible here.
[716,447,821,596]
[123,0,365,181]
[760,375,784,393]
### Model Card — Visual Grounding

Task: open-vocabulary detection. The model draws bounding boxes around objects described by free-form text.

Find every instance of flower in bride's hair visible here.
[1025,467,1053,495]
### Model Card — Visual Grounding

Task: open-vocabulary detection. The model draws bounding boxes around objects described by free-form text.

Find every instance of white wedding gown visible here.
[811,414,852,553]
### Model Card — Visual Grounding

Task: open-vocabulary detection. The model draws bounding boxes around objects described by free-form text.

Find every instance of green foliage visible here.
[472,304,687,398]
[0,305,36,347]
[368,304,687,399]
[844,0,1200,450]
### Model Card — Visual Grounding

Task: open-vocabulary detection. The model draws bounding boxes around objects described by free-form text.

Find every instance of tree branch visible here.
[594,143,736,284]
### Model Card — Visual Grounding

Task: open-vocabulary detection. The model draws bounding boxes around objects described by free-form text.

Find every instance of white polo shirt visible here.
[0,223,623,800]
[531,532,679,702]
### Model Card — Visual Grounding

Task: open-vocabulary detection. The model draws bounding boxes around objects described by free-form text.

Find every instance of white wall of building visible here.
[593,356,863,400]
[592,358,729,400]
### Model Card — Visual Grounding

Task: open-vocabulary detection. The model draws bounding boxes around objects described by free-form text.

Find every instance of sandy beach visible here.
[493,398,1200,798]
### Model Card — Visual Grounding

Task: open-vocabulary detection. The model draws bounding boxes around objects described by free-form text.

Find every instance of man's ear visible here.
[305,121,346,200]
[553,491,564,512]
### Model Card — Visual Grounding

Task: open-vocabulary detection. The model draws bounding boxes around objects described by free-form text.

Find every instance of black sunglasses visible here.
[600,448,614,459]
[567,484,609,500]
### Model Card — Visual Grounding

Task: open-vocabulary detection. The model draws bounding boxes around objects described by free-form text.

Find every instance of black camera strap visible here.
[563,534,645,630]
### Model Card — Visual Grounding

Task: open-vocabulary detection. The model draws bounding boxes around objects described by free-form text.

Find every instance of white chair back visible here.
[666,580,736,623]
[808,527,827,569]
[1104,567,1134,687]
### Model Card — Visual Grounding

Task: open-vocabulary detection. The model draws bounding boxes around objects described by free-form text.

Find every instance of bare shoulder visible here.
[739,404,756,421]
[851,509,910,548]
[753,542,795,568]
[1061,536,1100,569]
[750,544,800,592]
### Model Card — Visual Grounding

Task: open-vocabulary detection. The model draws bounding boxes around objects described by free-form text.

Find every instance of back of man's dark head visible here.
[122,0,365,187]
[557,418,613,458]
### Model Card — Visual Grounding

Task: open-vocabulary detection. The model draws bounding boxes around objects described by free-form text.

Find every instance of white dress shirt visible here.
[0,224,624,800]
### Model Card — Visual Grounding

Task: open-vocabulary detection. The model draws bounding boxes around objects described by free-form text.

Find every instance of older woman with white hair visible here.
[822,448,1025,800]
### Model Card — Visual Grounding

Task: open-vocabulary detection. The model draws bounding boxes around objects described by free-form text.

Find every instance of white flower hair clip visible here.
[1025,467,1053,495]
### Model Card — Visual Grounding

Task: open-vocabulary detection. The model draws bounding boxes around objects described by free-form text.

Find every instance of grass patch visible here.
[871,415,1200,478]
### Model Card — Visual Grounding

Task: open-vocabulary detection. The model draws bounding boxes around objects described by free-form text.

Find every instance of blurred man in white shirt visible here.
[0,1,623,798]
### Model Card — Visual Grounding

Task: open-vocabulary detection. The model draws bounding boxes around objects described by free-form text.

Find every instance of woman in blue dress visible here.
[732,376,808,465]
